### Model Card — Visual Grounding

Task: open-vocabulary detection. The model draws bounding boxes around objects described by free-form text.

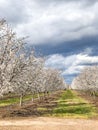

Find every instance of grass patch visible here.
[0,94,36,107]
[37,107,47,111]
[52,90,97,118]
[0,97,20,106]
[60,90,76,100]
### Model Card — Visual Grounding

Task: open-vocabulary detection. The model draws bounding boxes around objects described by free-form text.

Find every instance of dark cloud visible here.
[34,35,98,56]
[0,0,98,84]
[0,0,98,45]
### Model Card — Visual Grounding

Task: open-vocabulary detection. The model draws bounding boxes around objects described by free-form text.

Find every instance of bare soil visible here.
[0,91,60,119]
[77,91,98,107]
[0,117,98,130]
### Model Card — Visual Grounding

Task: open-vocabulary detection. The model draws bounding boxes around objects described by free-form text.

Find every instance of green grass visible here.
[60,90,76,100]
[0,94,35,107]
[0,97,20,106]
[52,90,97,118]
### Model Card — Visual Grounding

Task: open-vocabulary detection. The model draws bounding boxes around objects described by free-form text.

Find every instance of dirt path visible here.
[0,117,98,130]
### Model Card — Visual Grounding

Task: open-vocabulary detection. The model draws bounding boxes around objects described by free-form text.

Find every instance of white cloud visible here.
[45,48,98,76]
[0,0,98,45]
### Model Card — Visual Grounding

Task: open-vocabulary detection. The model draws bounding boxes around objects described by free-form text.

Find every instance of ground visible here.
[0,117,98,130]
[0,90,97,119]
[0,90,98,130]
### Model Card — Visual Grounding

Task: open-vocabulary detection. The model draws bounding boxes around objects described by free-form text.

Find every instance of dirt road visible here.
[0,117,98,130]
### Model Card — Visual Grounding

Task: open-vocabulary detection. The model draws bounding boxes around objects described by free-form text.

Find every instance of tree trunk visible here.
[47,91,50,97]
[43,92,46,99]
[32,94,34,102]
[37,93,40,100]
[20,94,23,107]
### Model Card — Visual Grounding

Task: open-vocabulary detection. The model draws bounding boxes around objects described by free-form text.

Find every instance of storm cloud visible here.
[0,0,98,45]
[0,0,98,83]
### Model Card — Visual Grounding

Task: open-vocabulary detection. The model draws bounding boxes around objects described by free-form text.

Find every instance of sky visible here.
[0,0,98,84]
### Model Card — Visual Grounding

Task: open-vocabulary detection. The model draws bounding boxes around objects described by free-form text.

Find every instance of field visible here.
[0,90,98,130]
[0,90,98,119]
